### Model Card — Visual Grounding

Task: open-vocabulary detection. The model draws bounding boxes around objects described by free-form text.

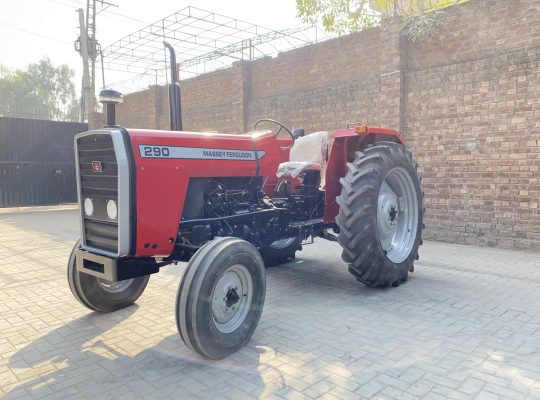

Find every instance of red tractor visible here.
[68,44,423,359]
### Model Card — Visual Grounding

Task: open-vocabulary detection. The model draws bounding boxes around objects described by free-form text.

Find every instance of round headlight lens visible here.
[84,198,94,216]
[107,200,118,220]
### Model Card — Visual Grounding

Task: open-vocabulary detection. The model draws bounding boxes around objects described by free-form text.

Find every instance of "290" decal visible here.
[142,146,170,157]
[138,144,266,161]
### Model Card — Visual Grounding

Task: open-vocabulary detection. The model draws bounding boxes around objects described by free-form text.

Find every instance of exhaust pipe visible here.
[164,41,182,131]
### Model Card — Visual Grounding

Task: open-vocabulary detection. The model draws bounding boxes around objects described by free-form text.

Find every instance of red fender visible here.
[323,126,404,224]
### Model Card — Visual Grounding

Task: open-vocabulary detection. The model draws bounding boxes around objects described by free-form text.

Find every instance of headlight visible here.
[84,198,94,216]
[107,200,118,220]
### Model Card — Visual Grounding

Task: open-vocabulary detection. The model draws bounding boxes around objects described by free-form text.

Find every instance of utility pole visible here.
[77,8,93,126]
[75,0,117,126]
[86,0,97,117]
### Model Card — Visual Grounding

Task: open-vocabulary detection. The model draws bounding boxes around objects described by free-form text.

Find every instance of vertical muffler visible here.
[164,41,183,131]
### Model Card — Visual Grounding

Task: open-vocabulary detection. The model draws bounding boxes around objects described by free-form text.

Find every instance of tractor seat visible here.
[276,131,328,183]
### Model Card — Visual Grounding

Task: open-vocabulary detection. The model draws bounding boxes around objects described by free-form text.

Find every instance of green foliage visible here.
[402,9,446,42]
[296,0,380,35]
[296,0,467,41]
[0,58,78,121]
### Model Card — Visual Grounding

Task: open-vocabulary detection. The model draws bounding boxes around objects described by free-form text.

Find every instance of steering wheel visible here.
[254,118,295,150]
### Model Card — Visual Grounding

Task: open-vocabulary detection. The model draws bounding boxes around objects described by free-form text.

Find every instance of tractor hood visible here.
[125,128,286,257]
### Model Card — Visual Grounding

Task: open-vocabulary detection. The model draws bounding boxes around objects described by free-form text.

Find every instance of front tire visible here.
[176,237,266,360]
[259,236,301,266]
[336,142,423,287]
[67,240,150,312]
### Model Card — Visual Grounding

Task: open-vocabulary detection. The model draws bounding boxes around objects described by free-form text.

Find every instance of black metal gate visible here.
[0,117,89,207]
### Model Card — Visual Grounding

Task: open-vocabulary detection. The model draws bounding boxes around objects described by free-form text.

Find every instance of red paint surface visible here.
[323,127,404,223]
[127,127,404,256]
[127,129,285,257]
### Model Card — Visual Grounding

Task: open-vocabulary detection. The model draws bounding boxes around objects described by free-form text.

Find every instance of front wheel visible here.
[67,240,150,312]
[176,237,266,360]
[259,236,301,266]
[336,142,423,287]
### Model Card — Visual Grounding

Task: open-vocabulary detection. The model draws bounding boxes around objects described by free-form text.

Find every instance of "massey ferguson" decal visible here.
[138,145,266,161]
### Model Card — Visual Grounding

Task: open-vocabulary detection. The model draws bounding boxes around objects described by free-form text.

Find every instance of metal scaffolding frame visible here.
[100,6,330,92]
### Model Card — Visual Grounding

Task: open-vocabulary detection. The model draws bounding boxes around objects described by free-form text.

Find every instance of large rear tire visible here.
[67,240,150,312]
[176,237,266,359]
[336,142,423,287]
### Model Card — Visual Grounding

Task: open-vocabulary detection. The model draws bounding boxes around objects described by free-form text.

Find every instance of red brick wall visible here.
[106,0,540,251]
[404,0,540,250]
[117,66,244,133]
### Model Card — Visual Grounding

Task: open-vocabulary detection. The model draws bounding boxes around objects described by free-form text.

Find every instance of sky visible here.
[0,0,301,92]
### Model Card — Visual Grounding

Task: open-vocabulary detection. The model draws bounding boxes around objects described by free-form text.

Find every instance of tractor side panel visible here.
[127,129,283,257]
[323,128,404,224]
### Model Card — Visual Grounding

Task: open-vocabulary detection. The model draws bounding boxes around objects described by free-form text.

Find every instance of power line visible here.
[45,0,149,25]
[45,0,84,9]
[0,20,72,45]
[101,9,150,24]
[56,0,86,6]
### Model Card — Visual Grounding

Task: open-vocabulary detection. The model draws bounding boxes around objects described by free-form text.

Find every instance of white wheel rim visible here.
[377,166,419,263]
[97,278,134,293]
[211,264,253,334]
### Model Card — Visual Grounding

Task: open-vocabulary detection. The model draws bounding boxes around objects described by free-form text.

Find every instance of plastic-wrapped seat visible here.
[276,131,328,184]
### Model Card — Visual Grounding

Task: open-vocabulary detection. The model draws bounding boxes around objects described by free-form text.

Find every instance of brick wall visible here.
[107,0,540,251]
[404,0,540,250]
[247,26,384,133]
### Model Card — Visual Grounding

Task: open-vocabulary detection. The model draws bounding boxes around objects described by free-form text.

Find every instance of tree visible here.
[296,0,469,41]
[0,58,79,121]
[296,0,379,35]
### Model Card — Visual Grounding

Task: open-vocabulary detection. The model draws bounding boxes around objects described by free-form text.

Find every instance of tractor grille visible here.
[77,134,118,253]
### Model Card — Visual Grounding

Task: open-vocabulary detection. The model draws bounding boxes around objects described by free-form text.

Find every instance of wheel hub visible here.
[378,186,399,235]
[388,205,399,225]
[225,288,240,308]
[377,167,419,263]
[211,264,253,333]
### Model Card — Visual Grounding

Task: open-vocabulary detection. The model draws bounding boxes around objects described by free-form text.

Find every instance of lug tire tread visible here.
[336,142,424,287]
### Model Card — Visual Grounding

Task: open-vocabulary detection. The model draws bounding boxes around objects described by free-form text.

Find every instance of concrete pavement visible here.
[1,209,539,399]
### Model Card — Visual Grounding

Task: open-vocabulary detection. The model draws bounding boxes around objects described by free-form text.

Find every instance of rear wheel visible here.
[336,142,423,287]
[67,240,150,312]
[176,237,266,359]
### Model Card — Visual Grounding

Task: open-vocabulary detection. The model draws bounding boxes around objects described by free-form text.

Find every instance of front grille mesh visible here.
[77,134,118,253]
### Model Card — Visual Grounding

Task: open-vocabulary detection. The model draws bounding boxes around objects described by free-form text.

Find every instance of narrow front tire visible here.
[259,236,301,266]
[176,237,266,360]
[67,240,150,313]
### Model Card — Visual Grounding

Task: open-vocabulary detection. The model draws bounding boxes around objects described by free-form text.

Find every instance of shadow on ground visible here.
[6,305,266,399]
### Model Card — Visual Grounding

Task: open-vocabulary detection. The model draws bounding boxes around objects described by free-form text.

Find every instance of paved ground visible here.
[0,209,540,400]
